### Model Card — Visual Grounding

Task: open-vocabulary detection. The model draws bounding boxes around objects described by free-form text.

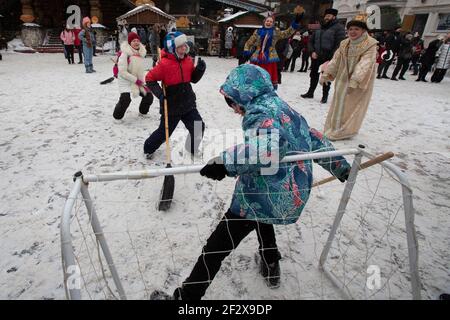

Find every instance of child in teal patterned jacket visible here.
[154,64,351,300]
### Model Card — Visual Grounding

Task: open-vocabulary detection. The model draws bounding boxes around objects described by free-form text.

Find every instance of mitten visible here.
[200,157,227,181]
[196,57,206,72]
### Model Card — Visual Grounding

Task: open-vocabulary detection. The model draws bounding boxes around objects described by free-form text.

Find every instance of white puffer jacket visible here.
[435,43,450,70]
[118,42,147,97]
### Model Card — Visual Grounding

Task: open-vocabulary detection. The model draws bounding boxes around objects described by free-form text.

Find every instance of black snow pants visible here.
[179,209,281,300]
[113,92,154,120]
[143,108,205,155]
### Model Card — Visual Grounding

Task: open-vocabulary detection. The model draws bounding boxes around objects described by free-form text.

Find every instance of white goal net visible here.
[60,147,421,300]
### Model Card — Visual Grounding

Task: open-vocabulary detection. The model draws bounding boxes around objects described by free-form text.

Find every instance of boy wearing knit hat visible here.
[112,32,154,120]
[143,31,207,159]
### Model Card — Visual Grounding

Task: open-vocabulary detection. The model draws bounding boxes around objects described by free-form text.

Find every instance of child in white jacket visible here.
[113,32,154,119]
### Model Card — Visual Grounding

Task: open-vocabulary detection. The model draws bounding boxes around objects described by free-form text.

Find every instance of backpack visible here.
[112,51,131,78]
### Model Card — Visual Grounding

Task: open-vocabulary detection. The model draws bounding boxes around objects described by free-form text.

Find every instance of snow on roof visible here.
[218,11,248,23]
[23,22,41,27]
[116,4,175,22]
[91,23,106,29]
[234,24,261,28]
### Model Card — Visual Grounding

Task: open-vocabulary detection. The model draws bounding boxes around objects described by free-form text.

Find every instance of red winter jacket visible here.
[145,49,205,116]
[73,28,82,46]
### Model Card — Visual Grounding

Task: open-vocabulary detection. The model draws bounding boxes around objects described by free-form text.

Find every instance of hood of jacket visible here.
[220,64,276,112]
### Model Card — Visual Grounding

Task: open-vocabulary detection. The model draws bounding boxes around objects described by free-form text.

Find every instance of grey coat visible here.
[308,20,346,60]
[436,43,450,69]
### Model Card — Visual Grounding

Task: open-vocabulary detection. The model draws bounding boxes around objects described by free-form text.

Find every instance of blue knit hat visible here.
[164,31,189,56]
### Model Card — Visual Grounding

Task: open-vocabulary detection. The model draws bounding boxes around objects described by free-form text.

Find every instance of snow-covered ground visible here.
[0,51,449,300]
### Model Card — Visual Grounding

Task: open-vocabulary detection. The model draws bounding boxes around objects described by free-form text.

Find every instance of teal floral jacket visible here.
[220,64,351,225]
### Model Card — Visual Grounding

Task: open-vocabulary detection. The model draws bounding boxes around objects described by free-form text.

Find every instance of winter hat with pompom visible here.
[128,32,140,44]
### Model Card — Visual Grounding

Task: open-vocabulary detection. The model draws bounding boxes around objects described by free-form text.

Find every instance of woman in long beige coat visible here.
[320,19,378,140]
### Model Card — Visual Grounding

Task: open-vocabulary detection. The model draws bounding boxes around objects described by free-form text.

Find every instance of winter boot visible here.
[145,153,154,160]
[260,259,281,288]
[440,293,450,300]
[85,65,92,73]
[321,85,330,104]
[149,290,175,300]
[301,91,314,99]
[399,76,406,80]
[90,64,96,72]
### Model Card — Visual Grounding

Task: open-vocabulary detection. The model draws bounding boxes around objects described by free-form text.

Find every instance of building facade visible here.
[333,0,450,44]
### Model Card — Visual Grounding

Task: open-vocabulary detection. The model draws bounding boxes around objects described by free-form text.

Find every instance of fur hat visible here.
[346,20,369,30]
[324,8,338,16]
[346,12,369,30]
[128,32,140,44]
[82,17,91,27]
[164,31,189,55]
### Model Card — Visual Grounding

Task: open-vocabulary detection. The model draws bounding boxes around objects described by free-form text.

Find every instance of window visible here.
[437,13,450,31]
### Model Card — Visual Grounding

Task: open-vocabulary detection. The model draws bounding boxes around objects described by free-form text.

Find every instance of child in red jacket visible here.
[144,31,206,159]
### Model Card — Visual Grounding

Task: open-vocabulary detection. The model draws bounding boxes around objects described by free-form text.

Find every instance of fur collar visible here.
[120,42,146,58]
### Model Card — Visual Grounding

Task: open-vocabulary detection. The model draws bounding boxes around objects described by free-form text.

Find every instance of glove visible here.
[200,156,227,181]
[336,167,350,183]
[294,12,304,24]
[319,77,331,86]
[196,57,206,72]
[147,81,164,98]
[135,79,144,87]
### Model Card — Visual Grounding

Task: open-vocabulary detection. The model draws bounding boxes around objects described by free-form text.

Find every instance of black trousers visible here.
[392,57,411,79]
[180,210,281,300]
[417,63,432,81]
[75,45,83,63]
[377,59,393,77]
[287,54,300,72]
[64,45,74,64]
[113,92,154,120]
[307,57,331,97]
[143,108,205,155]
[431,68,447,83]
[300,52,309,71]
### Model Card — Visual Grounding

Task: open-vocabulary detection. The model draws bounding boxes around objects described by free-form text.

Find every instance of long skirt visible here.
[251,61,278,86]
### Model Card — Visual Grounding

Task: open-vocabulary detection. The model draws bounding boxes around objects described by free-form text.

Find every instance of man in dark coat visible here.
[391,33,414,80]
[416,36,444,82]
[377,28,402,79]
[301,8,346,104]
